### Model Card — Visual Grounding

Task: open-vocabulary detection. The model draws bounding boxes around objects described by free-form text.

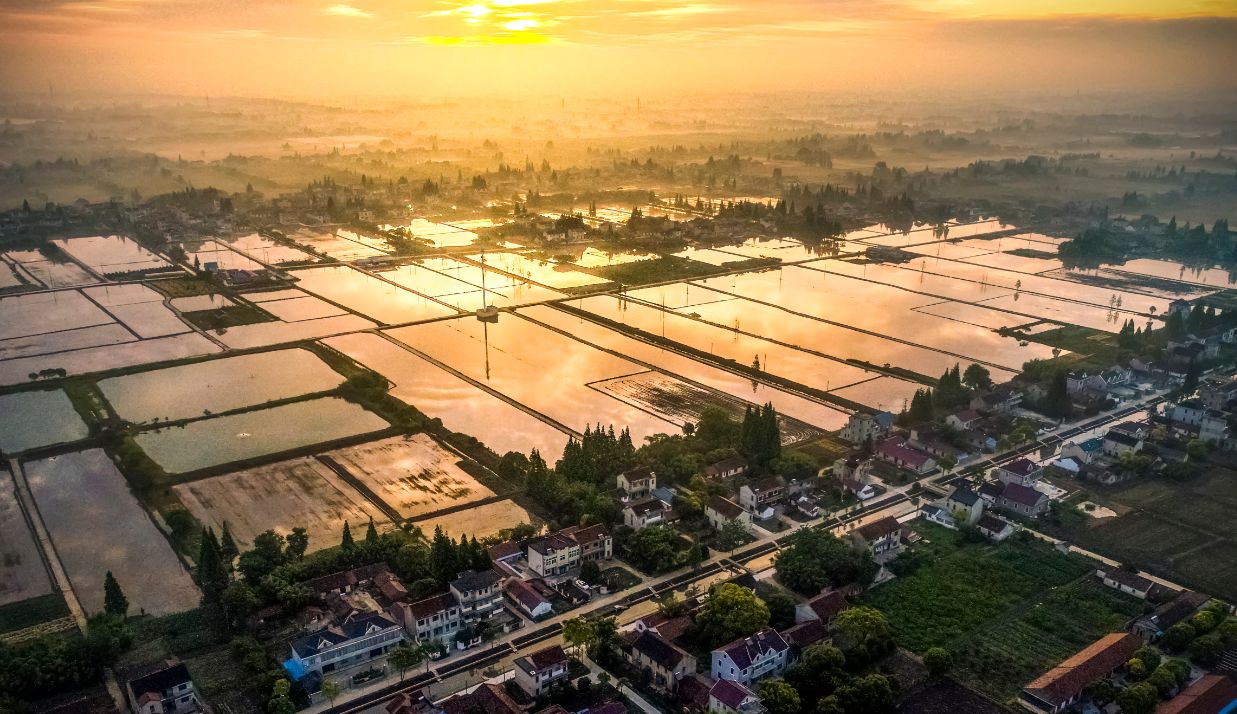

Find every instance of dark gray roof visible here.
[1104,430,1142,447]
[631,630,687,669]
[714,628,787,670]
[451,569,502,593]
[291,612,399,658]
[128,663,191,697]
[948,487,981,507]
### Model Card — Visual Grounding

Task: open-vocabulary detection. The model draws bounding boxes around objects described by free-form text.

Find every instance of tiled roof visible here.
[707,495,745,520]
[587,701,628,714]
[1023,633,1140,708]
[128,662,192,697]
[947,487,981,507]
[451,569,503,593]
[805,589,848,621]
[290,612,399,658]
[487,540,522,562]
[1141,591,1210,631]
[622,466,655,482]
[975,515,1010,534]
[505,578,550,612]
[714,628,788,670]
[747,475,786,494]
[440,683,523,714]
[676,675,714,710]
[709,679,756,710]
[1000,482,1046,508]
[626,497,670,516]
[999,458,1040,476]
[407,592,458,620]
[631,630,688,669]
[705,456,748,475]
[856,515,901,541]
[1157,674,1237,714]
[526,644,567,671]
[876,437,932,468]
[1104,430,1142,447]
[780,620,828,649]
[1100,568,1153,593]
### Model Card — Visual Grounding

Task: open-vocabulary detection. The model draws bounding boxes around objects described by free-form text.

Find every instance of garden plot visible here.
[321,333,571,458]
[0,332,221,388]
[170,294,234,312]
[429,498,534,540]
[52,235,172,277]
[0,474,53,607]
[135,397,389,473]
[98,348,344,423]
[0,390,89,454]
[173,456,388,553]
[25,450,199,615]
[322,434,497,519]
[589,370,825,444]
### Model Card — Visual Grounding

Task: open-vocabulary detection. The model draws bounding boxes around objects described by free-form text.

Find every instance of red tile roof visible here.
[1022,633,1141,708]
[1157,674,1237,714]
[856,515,901,541]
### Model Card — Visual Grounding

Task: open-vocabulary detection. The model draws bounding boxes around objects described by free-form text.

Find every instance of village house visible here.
[1101,429,1143,458]
[487,541,523,577]
[623,496,673,530]
[1130,591,1210,641]
[994,458,1042,486]
[838,411,893,445]
[780,620,829,655]
[920,503,955,529]
[704,456,749,480]
[1199,410,1230,445]
[971,383,1023,414]
[793,495,819,518]
[998,482,1049,517]
[977,481,1004,505]
[1059,438,1103,465]
[625,630,697,693]
[944,486,984,525]
[287,611,405,678]
[390,593,461,645]
[840,477,876,501]
[710,628,792,686]
[126,661,201,714]
[873,437,936,475]
[513,645,570,697]
[1095,568,1156,600]
[1169,399,1207,427]
[449,570,504,623]
[1158,674,1237,714]
[975,514,1016,542]
[618,466,656,500]
[794,589,848,628]
[504,578,553,620]
[1019,633,1141,714]
[527,524,613,578]
[707,680,765,714]
[385,690,433,714]
[1199,378,1237,411]
[847,516,902,563]
[440,683,522,714]
[738,476,786,517]
[908,427,971,464]
[945,408,983,431]
[705,495,752,532]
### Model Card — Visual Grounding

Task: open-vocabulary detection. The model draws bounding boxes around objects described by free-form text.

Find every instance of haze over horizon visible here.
[2,0,1236,101]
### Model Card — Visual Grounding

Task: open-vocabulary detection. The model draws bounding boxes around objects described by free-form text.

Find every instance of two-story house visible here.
[288,611,405,677]
[707,680,765,714]
[705,495,752,532]
[389,592,461,645]
[839,411,893,445]
[997,482,1049,517]
[874,437,936,475]
[847,515,902,563]
[738,476,785,516]
[710,629,791,686]
[1200,410,1230,445]
[527,524,612,578]
[623,496,673,530]
[618,466,656,501]
[944,486,984,525]
[994,458,1042,486]
[449,570,504,623]
[1170,399,1207,427]
[704,456,749,480]
[626,630,697,693]
[126,661,201,714]
[1101,429,1143,458]
[513,644,570,697]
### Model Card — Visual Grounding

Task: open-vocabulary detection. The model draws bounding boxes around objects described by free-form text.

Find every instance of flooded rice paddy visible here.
[0,470,53,607]
[52,236,173,277]
[24,450,199,615]
[322,332,570,457]
[463,252,607,289]
[322,434,497,519]
[0,332,221,387]
[98,348,344,423]
[3,250,99,288]
[291,265,458,324]
[289,231,387,261]
[174,456,387,552]
[222,233,319,265]
[0,390,89,454]
[134,396,389,473]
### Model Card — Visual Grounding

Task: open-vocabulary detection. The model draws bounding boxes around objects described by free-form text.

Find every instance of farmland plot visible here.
[0,474,53,607]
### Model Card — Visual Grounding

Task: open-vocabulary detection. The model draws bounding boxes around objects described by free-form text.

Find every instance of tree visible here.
[657,594,686,618]
[716,519,751,552]
[365,518,379,544]
[103,572,128,617]
[430,526,458,585]
[221,581,259,625]
[785,644,846,702]
[340,521,355,551]
[286,527,309,561]
[834,674,894,714]
[388,644,425,680]
[580,559,602,585]
[765,591,798,629]
[833,607,893,664]
[563,617,597,656]
[756,680,800,714]
[775,529,876,595]
[963,363,993,391]
[1116,682,1159,714]
[923,647,952,677]
[1161,623,1195,651]
[198,527,231,601]
[815,697,843,714]
[1147,665,1178,697]
[321,679,341,707]
[692,583,769,649]
[1185,439,1208,461]
[624,525,682,573]
[219,524,239,572]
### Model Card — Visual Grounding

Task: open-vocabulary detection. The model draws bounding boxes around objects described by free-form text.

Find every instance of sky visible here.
[1,0,1235,99]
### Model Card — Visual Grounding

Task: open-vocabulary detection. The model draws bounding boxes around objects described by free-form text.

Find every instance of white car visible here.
[574,579,591,591]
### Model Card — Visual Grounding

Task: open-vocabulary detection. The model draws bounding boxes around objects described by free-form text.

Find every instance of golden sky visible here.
[1,0,1235,98]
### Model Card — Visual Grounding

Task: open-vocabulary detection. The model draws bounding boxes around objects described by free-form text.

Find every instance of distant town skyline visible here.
[1,1,1235,99]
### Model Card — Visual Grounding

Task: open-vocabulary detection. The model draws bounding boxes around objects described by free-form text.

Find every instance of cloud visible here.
[322,3,373,18]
